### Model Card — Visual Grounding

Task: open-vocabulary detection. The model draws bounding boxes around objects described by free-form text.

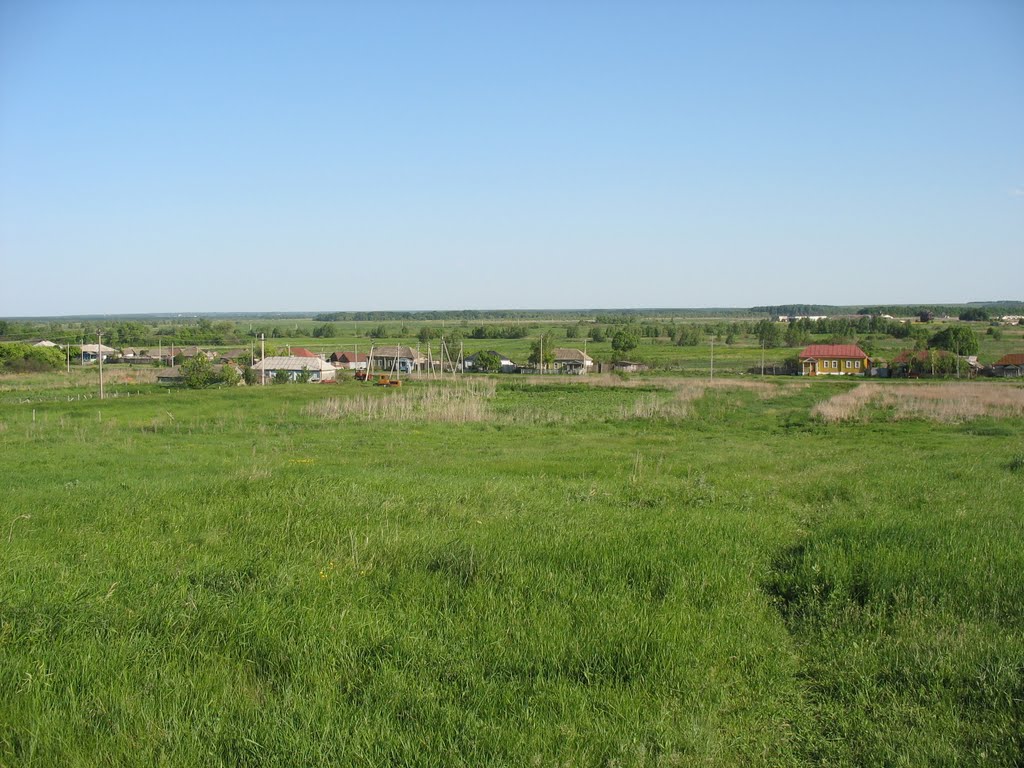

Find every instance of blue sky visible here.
[1,0,1021,316]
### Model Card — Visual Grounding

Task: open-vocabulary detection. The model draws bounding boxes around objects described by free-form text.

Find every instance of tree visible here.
[958,308,988,322]
[242,366,259,386]
[296,366,312,384]
[754,320,783,349]
[181,355,216,389]
[274,369,292,384]
[784,322,809,348]
[472,350,501,373]
[611,327,639,355]
[218,365,241,387]
[929,325,978,356]
[528,332,556,369]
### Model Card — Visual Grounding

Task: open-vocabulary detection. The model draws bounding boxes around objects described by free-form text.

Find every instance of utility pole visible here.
[260,334,266,385]
[97,331,105,400]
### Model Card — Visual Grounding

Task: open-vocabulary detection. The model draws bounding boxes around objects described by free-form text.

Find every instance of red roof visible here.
[289,347,318,357]
[799,344,868,360]
[994,353,1024,366]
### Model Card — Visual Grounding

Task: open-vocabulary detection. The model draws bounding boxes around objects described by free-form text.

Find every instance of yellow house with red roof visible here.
[799,344,870,376]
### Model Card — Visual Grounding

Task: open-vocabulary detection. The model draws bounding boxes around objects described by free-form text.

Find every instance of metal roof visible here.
[798,344,868,360]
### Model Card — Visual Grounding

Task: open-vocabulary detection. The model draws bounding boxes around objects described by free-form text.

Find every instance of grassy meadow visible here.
[1,370,1023,766]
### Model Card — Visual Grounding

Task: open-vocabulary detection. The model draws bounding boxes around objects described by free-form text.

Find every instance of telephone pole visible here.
[260,334,266,385]
[97,331,105,400]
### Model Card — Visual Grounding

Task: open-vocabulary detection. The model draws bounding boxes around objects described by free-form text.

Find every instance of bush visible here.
[0,343,65,373]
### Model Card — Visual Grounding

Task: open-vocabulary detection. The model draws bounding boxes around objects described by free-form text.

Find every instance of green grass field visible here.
[1,372,1022,766]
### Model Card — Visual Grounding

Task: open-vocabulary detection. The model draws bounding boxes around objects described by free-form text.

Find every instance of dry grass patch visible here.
[306,379,496,423]
[813,383,1024,423]
[618,379,806,421]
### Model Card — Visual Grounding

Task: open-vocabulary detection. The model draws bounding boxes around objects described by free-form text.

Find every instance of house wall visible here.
[805,356,869,376]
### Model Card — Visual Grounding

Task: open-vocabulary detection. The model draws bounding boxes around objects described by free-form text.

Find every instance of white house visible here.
[79,343,117,363]
[253,356,337,382]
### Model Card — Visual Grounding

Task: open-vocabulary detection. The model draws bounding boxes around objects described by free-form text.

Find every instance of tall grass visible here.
[306,378,497,422]
[813,382,1024,423]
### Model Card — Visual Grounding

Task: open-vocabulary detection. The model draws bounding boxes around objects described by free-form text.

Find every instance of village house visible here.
[329,351,368,370]
[78,343,117,363]
[370,345,423,373]
[991,353,1024,377]
[175,346,215,361]
[252,356,337,382]
[215,348,250,363]
[120,347,160,364]
[798,344,870,376]
[553,348,594,375]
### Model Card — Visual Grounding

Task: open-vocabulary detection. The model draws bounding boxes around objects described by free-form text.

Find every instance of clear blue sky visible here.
[1,0,1021,316]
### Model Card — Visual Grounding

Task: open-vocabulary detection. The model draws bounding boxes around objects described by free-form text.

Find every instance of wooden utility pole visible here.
[260,334,266,385]
[97,331,105,400]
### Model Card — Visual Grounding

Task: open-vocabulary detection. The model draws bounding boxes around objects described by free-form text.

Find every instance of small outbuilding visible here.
[613,361,648,373]
[992,353,1024,377]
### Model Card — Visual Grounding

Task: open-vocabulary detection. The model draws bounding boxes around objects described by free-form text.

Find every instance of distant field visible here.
[1,373,1023,766]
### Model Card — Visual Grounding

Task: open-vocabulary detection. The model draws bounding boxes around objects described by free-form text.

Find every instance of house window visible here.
[845,360,851,368]
[855,360,860,368]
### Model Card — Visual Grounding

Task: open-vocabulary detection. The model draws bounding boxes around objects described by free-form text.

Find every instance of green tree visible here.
[242,366,259,386]
[754,320,783,349]
[274,369,291,384]
[929,325,978,356]
[611,328,639,355]
[217,365,241,387]
[958,308,988,321]
[784,322,810,348]
[181,355,216,389]
[528,332,556,369]
[472,350,501,373]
